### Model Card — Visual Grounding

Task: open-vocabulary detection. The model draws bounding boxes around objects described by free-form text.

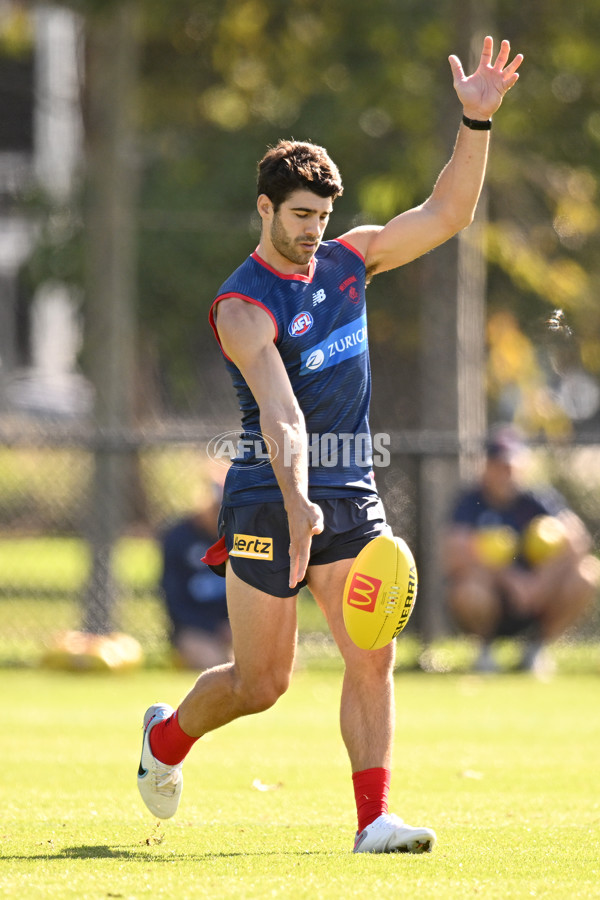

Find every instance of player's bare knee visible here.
[236,672,291,714]
[344,642,395,682]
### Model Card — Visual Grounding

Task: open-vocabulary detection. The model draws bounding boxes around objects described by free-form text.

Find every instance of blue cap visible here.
[485,426,525,462]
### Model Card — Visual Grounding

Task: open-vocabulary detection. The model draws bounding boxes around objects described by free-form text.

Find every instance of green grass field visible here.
[0,536,336,667]
[2,665,600,899]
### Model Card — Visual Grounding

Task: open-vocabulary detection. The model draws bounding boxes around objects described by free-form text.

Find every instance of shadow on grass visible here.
[6,845,336,861]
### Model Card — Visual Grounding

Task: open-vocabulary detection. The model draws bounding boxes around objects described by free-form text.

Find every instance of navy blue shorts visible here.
[219,494,390,598]
[495,587,540,638]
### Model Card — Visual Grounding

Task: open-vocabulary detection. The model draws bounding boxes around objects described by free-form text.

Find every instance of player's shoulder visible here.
[454,485,483,506]
[520,485,566,516]
[333,225,382,262]
[215,252,267,297]
[213,296,277,354]
[451,486,485,520]
[317,236,366,266]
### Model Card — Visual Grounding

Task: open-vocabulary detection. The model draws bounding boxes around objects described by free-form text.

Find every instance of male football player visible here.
[138,37,522,853]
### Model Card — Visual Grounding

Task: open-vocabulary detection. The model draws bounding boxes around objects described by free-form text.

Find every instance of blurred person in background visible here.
[159,479,231,670]
[442,426,599,676]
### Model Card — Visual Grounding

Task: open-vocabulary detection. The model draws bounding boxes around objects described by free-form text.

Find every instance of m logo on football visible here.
[346,572,382,612]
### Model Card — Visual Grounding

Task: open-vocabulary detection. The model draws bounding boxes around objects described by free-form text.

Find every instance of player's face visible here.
[270,190,333,265]
[482,457,519,505]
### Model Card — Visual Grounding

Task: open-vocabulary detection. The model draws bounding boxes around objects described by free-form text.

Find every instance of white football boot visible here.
[353,813,436,853]
[137,703,183,819]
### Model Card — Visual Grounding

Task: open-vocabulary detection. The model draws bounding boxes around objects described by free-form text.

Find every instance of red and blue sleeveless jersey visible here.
[209,238,376,506]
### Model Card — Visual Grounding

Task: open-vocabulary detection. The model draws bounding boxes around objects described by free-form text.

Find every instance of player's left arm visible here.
[339,37,523,278]
[556,509,594,556]
[538,488,593,556]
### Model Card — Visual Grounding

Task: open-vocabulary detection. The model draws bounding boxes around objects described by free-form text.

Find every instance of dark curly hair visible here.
[257,140,343,210]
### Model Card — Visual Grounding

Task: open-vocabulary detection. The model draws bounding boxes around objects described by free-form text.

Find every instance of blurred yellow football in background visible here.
[41,630,144,672]
[522,515,568,566]
[473,526,519,568]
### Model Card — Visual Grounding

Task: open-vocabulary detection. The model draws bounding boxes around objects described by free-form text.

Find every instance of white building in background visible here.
[0,2,91,417]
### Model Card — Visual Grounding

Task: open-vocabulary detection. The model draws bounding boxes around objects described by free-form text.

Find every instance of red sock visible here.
[149,709,198,765]
[352,767,391,833]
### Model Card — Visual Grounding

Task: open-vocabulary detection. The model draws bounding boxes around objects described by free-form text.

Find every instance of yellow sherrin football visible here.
[522,515,568,566]
[343,534,418,650]
[473,526,519,568]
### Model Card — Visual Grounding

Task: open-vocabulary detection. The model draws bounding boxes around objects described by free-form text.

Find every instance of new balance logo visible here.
[312,289,326,306]
[346,572,382,612]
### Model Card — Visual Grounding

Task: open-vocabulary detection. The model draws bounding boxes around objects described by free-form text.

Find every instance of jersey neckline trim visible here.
[251,250,316,282]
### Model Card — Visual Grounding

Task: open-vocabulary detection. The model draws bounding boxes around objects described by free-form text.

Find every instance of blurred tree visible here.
[21,0,600,435]
[132,0,465,419]
[16,0,600,643]
[133,0,600,435]
[486,0,600,433]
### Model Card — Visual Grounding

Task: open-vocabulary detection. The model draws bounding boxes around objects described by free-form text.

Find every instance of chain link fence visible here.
[1,417,599,668]
[0,417,338,667]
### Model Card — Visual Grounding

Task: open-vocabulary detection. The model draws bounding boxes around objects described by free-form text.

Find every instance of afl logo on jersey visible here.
[288,311,313,337]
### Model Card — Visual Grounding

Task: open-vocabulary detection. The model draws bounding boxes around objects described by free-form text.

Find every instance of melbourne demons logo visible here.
[346,572,382,612]
[339,275,360,304]
[288,311,313,337]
